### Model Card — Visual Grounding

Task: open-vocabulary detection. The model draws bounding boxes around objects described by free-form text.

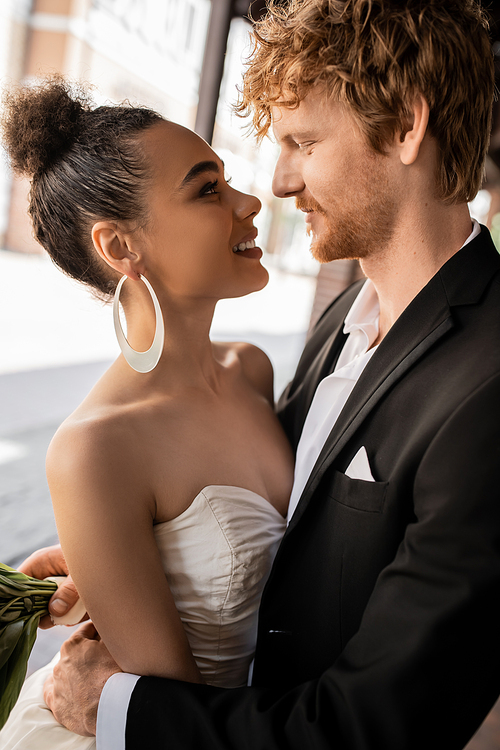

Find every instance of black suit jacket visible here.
[126,227,500,750]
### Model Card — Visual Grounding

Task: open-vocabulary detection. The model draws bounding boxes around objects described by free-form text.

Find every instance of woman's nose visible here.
[234,189,262,220]
[272,153,305,198]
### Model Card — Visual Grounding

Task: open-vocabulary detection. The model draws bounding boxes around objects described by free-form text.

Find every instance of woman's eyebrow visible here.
[178,159,223,191]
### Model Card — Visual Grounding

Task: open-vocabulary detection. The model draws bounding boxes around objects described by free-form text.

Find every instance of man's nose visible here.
[272,155,305,198]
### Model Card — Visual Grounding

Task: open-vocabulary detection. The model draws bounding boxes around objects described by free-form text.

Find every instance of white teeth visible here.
[232,239,256,253]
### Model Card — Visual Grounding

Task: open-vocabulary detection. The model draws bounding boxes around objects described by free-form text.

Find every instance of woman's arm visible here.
[46,416,202,683]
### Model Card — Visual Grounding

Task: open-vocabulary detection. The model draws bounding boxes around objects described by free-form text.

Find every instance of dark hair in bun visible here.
[1,76,163,299]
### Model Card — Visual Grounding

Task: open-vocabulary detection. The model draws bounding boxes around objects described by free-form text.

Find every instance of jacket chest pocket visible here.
[327,469,389,513]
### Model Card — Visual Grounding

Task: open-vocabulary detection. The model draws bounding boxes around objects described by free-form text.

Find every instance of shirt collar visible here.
[462,218,480,247]
[343,278,380,343]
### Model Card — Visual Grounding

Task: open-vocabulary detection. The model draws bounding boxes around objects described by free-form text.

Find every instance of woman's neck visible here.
[118,281,222,392]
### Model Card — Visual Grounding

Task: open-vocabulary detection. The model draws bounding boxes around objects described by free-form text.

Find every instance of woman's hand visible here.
[18,545,85,629]
[44,622,121,736]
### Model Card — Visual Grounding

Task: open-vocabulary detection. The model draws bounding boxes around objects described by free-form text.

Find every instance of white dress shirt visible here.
[287,278,380,522]
[97,219,480,750]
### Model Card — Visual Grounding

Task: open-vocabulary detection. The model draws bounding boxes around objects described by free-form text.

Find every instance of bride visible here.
[0,78,293,748]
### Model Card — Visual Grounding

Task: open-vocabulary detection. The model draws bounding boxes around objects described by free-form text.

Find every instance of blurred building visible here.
[0,0,211,253]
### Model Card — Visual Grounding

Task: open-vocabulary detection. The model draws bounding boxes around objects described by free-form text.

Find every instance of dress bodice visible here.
[153,485,286,688]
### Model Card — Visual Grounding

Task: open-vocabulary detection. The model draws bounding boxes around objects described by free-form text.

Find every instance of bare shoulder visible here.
[46,405,152,510]
[213,340,274,405]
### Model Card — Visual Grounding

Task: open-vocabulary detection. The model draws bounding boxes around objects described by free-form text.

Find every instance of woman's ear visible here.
[398,94,430,166]
[91,222,142,281]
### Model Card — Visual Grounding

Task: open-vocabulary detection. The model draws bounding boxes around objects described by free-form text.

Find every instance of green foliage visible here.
[0,563,58,730]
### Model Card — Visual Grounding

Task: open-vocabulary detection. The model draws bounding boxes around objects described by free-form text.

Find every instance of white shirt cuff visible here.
[96,672,140,750]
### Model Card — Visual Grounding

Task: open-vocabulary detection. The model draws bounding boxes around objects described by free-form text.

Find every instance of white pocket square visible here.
[345,446,375,482]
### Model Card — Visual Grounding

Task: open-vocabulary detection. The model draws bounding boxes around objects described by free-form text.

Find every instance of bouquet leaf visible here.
[0,563,58,730]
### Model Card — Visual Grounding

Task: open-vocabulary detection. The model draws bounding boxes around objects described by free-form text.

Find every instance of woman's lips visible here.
[237,246,262,259]
[232,229,261,258]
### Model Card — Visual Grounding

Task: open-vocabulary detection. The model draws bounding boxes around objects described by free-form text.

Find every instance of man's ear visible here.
[398,94,430,166]
[91,221,142,281]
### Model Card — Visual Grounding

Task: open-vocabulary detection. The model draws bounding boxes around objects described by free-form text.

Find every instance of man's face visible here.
[271,89,399,262]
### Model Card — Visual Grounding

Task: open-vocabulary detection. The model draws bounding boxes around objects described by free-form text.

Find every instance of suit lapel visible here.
[295,322,347,426]
[277,282,362,449]
[286,276,457,536]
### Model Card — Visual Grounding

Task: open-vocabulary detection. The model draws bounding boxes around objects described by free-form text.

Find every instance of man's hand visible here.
[19,544,85,629]
[44,622,122,736]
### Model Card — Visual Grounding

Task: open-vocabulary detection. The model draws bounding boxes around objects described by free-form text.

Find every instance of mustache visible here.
[295,196,325,214]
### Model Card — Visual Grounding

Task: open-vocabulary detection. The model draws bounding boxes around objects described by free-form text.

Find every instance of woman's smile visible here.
[232,229,262,258]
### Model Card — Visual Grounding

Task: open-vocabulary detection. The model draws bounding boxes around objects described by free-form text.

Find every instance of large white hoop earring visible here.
[113,274,165,373]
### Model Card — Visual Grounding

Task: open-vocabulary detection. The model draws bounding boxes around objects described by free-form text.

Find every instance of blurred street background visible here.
[0,2,500,745]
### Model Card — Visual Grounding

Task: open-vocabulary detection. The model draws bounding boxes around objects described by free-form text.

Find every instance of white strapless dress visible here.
[0,485,286,749]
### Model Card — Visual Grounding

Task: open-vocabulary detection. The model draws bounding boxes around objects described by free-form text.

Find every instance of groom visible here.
[24,0,500,748]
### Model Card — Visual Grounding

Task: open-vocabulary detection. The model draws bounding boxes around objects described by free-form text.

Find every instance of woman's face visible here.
[136,120,267,302]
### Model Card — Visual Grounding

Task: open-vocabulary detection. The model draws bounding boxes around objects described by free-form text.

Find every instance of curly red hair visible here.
[237,0,494,204]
